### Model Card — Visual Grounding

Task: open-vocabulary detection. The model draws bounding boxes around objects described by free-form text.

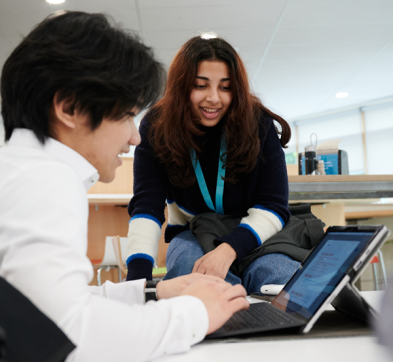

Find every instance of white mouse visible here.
[260,284,285,295]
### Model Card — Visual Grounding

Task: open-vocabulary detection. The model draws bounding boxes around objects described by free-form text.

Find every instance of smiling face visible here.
[51,93,142,183]
[190,60,233,127]
[79,111,141,183]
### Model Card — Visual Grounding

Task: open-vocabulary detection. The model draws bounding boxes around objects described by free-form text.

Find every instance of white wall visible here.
[364,105,393,175]
[295,111,365,174]
[285,121,297,155]
[285,101,393,175]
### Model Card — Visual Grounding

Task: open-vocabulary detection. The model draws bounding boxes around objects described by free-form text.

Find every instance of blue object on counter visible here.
[298,150,348,175]
[317,154,339,175]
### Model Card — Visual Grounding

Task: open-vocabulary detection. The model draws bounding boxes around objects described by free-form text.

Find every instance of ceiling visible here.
[0,0,393,121]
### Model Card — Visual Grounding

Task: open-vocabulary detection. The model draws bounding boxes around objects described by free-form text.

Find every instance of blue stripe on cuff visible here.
[129,214,162,227]
[176,204,196,216]
[167,199,196,216]
[126,253,154,266]
[238,223,262,246]
[254,205,285,227]
[167,222,188,227]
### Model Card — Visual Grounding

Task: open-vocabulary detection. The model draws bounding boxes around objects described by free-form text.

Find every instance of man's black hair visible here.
[1,11,165,143]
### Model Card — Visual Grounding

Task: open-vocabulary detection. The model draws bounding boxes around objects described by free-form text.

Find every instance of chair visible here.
[112,235,167,280]
[93,236,128,286]
[111,236,128,276]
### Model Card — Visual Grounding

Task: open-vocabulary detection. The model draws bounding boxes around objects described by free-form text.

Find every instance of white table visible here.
[160,291,392,362]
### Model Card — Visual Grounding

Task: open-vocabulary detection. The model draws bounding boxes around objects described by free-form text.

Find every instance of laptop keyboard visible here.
[222,302,297,332]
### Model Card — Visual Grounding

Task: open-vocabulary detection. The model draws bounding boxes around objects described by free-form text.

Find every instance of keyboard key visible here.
[221,303,297,332]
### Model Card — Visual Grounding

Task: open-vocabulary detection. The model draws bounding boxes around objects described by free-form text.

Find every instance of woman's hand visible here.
[192,243,237,280]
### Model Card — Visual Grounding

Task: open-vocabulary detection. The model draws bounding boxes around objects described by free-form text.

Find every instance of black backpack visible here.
[0,278,75,362]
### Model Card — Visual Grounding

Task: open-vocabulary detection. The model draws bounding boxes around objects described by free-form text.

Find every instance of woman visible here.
[125,35,300,293]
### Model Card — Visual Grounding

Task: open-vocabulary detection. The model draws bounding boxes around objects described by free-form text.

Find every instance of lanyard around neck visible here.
[191,135,226,215]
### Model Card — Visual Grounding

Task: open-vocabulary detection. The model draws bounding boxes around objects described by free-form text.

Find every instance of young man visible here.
[0,11,248,361]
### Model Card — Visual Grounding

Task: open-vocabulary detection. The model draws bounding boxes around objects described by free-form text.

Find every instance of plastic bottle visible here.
[317,160,326,175]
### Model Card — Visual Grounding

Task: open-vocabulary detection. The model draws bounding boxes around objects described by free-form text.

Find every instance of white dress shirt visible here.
[0,129,208,362]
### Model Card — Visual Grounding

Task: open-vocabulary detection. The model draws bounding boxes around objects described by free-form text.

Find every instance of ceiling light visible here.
[46,0,65,4]
[336,92,348,99]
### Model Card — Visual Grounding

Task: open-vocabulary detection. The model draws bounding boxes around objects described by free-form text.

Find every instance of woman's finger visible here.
[192,258,201,273]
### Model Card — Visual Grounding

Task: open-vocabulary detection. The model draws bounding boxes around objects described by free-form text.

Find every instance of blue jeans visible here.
[163,230,300,294]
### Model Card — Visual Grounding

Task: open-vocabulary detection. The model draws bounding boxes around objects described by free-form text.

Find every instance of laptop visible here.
[206,225,390,339]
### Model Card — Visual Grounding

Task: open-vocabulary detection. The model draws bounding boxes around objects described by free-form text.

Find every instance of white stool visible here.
[94,236,128,286]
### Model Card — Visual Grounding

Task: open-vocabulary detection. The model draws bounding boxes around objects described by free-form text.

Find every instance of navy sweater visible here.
[126,112,290,281]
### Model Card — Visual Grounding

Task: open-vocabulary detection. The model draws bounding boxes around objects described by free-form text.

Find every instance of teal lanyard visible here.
[191,135,226,215]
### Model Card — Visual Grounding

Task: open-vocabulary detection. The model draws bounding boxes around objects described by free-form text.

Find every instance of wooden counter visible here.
[87,175,393,205]
[288,175,393,200]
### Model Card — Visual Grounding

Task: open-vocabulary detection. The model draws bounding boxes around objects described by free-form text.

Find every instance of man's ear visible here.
[52,92,77,130]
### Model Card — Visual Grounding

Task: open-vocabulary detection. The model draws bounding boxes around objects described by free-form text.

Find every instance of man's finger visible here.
[223,284,247,301]
[228,296,250,314]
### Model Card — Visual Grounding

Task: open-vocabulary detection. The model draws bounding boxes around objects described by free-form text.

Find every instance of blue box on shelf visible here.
[298,150,349,175]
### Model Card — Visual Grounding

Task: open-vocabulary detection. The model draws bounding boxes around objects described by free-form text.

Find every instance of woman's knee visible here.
[243,253,300,292]
[165,230,204,274]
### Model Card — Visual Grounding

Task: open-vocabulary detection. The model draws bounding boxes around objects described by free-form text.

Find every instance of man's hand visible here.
[156,273,227,300]
[192,243,237,279]
[180,279,249,334]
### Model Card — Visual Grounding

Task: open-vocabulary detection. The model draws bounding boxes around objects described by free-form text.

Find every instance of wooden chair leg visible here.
[112,236,128,276]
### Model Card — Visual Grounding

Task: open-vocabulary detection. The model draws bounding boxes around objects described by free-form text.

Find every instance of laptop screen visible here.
[272,231,375,320]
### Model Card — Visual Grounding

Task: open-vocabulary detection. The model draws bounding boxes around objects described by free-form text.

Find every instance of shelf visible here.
[88,194,133,205]
[87,175,393,207]
[288,175,393,200]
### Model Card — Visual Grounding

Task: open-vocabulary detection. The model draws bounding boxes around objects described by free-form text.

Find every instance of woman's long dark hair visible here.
[149,36,290,187]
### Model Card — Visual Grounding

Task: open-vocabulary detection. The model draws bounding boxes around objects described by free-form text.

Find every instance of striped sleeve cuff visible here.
[215,206,285,262]
[126,256,153,281]
[239,206,284,242]
[126,214,162,265]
